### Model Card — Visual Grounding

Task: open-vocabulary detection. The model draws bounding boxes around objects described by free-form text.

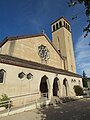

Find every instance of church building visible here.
[0,17,83,101]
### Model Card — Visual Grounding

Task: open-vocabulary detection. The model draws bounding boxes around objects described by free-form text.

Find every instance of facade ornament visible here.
[38,45,50,61]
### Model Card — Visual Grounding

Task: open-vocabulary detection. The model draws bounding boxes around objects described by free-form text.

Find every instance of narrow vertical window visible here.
[66,23,68,29]
[0,69,5,83]
[59,21,62,28]
[67,25,70,31]
[64,21,65,27]
[56,23,59,30]
[53,25,55,32]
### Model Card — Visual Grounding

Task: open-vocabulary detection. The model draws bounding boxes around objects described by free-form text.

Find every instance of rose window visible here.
[38,45,50,61]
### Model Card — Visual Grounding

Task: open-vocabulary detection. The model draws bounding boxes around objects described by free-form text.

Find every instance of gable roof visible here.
[0,33,64,60]
[0,34,44,47]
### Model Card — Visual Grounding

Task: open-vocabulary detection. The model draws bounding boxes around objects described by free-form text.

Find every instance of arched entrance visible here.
[53,77,59,96]
[40,75,49,98]
[63,78,68,96]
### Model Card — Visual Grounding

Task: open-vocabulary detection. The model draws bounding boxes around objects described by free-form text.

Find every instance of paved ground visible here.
[1,98,90,120]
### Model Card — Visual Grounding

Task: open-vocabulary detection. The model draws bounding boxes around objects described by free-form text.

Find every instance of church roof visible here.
[0,34,44,47]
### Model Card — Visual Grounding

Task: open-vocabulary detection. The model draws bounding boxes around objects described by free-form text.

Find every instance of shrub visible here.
[0,94,12,109]
[74,85,83,96]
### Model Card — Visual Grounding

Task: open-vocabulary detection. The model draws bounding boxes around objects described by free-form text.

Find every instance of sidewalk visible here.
[0,109,42,120]
[1,98,90,120]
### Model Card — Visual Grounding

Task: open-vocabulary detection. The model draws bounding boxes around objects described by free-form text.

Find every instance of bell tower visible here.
[51,17,76,73]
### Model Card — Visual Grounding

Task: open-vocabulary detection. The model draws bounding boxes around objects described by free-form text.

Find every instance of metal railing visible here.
[0,100,11,114]
[0,92,49,117]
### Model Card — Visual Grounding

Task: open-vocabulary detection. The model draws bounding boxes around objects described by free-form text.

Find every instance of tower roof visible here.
[51,16,70,25]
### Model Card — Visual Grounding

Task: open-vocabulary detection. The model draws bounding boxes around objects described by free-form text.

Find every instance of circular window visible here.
[38,45,50,61]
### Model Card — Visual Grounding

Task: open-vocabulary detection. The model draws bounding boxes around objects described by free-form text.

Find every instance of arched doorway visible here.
[63,78,68,96]
[40,75,49,98]
[53,77,59,96]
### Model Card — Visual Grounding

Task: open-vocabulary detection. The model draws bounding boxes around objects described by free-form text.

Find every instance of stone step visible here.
[49,96,76,106]
[49,96,63,106]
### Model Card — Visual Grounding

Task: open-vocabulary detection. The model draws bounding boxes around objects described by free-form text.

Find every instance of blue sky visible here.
[0,0,90,77]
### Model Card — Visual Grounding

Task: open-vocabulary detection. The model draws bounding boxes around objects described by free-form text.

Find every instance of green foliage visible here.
[68,0,90,38]
[82,78,88,87]
[74,85,84,96]
[78,0,83,4]
[83,71,86,78]
[68,0,90,16]
[82,71,88,87]
[0,94,11,109]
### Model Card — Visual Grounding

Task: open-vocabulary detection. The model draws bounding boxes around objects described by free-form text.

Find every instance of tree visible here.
[82,71,88,87]
[74,85,83,96]
[68,0,90,38]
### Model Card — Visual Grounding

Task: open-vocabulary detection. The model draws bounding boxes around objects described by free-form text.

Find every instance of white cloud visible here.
[75,33,90,77]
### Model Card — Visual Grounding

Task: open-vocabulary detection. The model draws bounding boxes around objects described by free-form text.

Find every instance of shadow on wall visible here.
[8,40,16,56]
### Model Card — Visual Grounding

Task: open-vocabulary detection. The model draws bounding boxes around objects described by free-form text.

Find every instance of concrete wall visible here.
[0,63,83,100]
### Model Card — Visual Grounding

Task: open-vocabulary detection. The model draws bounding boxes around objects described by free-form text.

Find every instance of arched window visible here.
[53,25,55,31]
[0,69,5,83]
[59,21,62,28]
[63,21,65,27]
[56,23,59,30]
[67,25,70,31]
[66,23,68,29]
[63,78,67,86]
